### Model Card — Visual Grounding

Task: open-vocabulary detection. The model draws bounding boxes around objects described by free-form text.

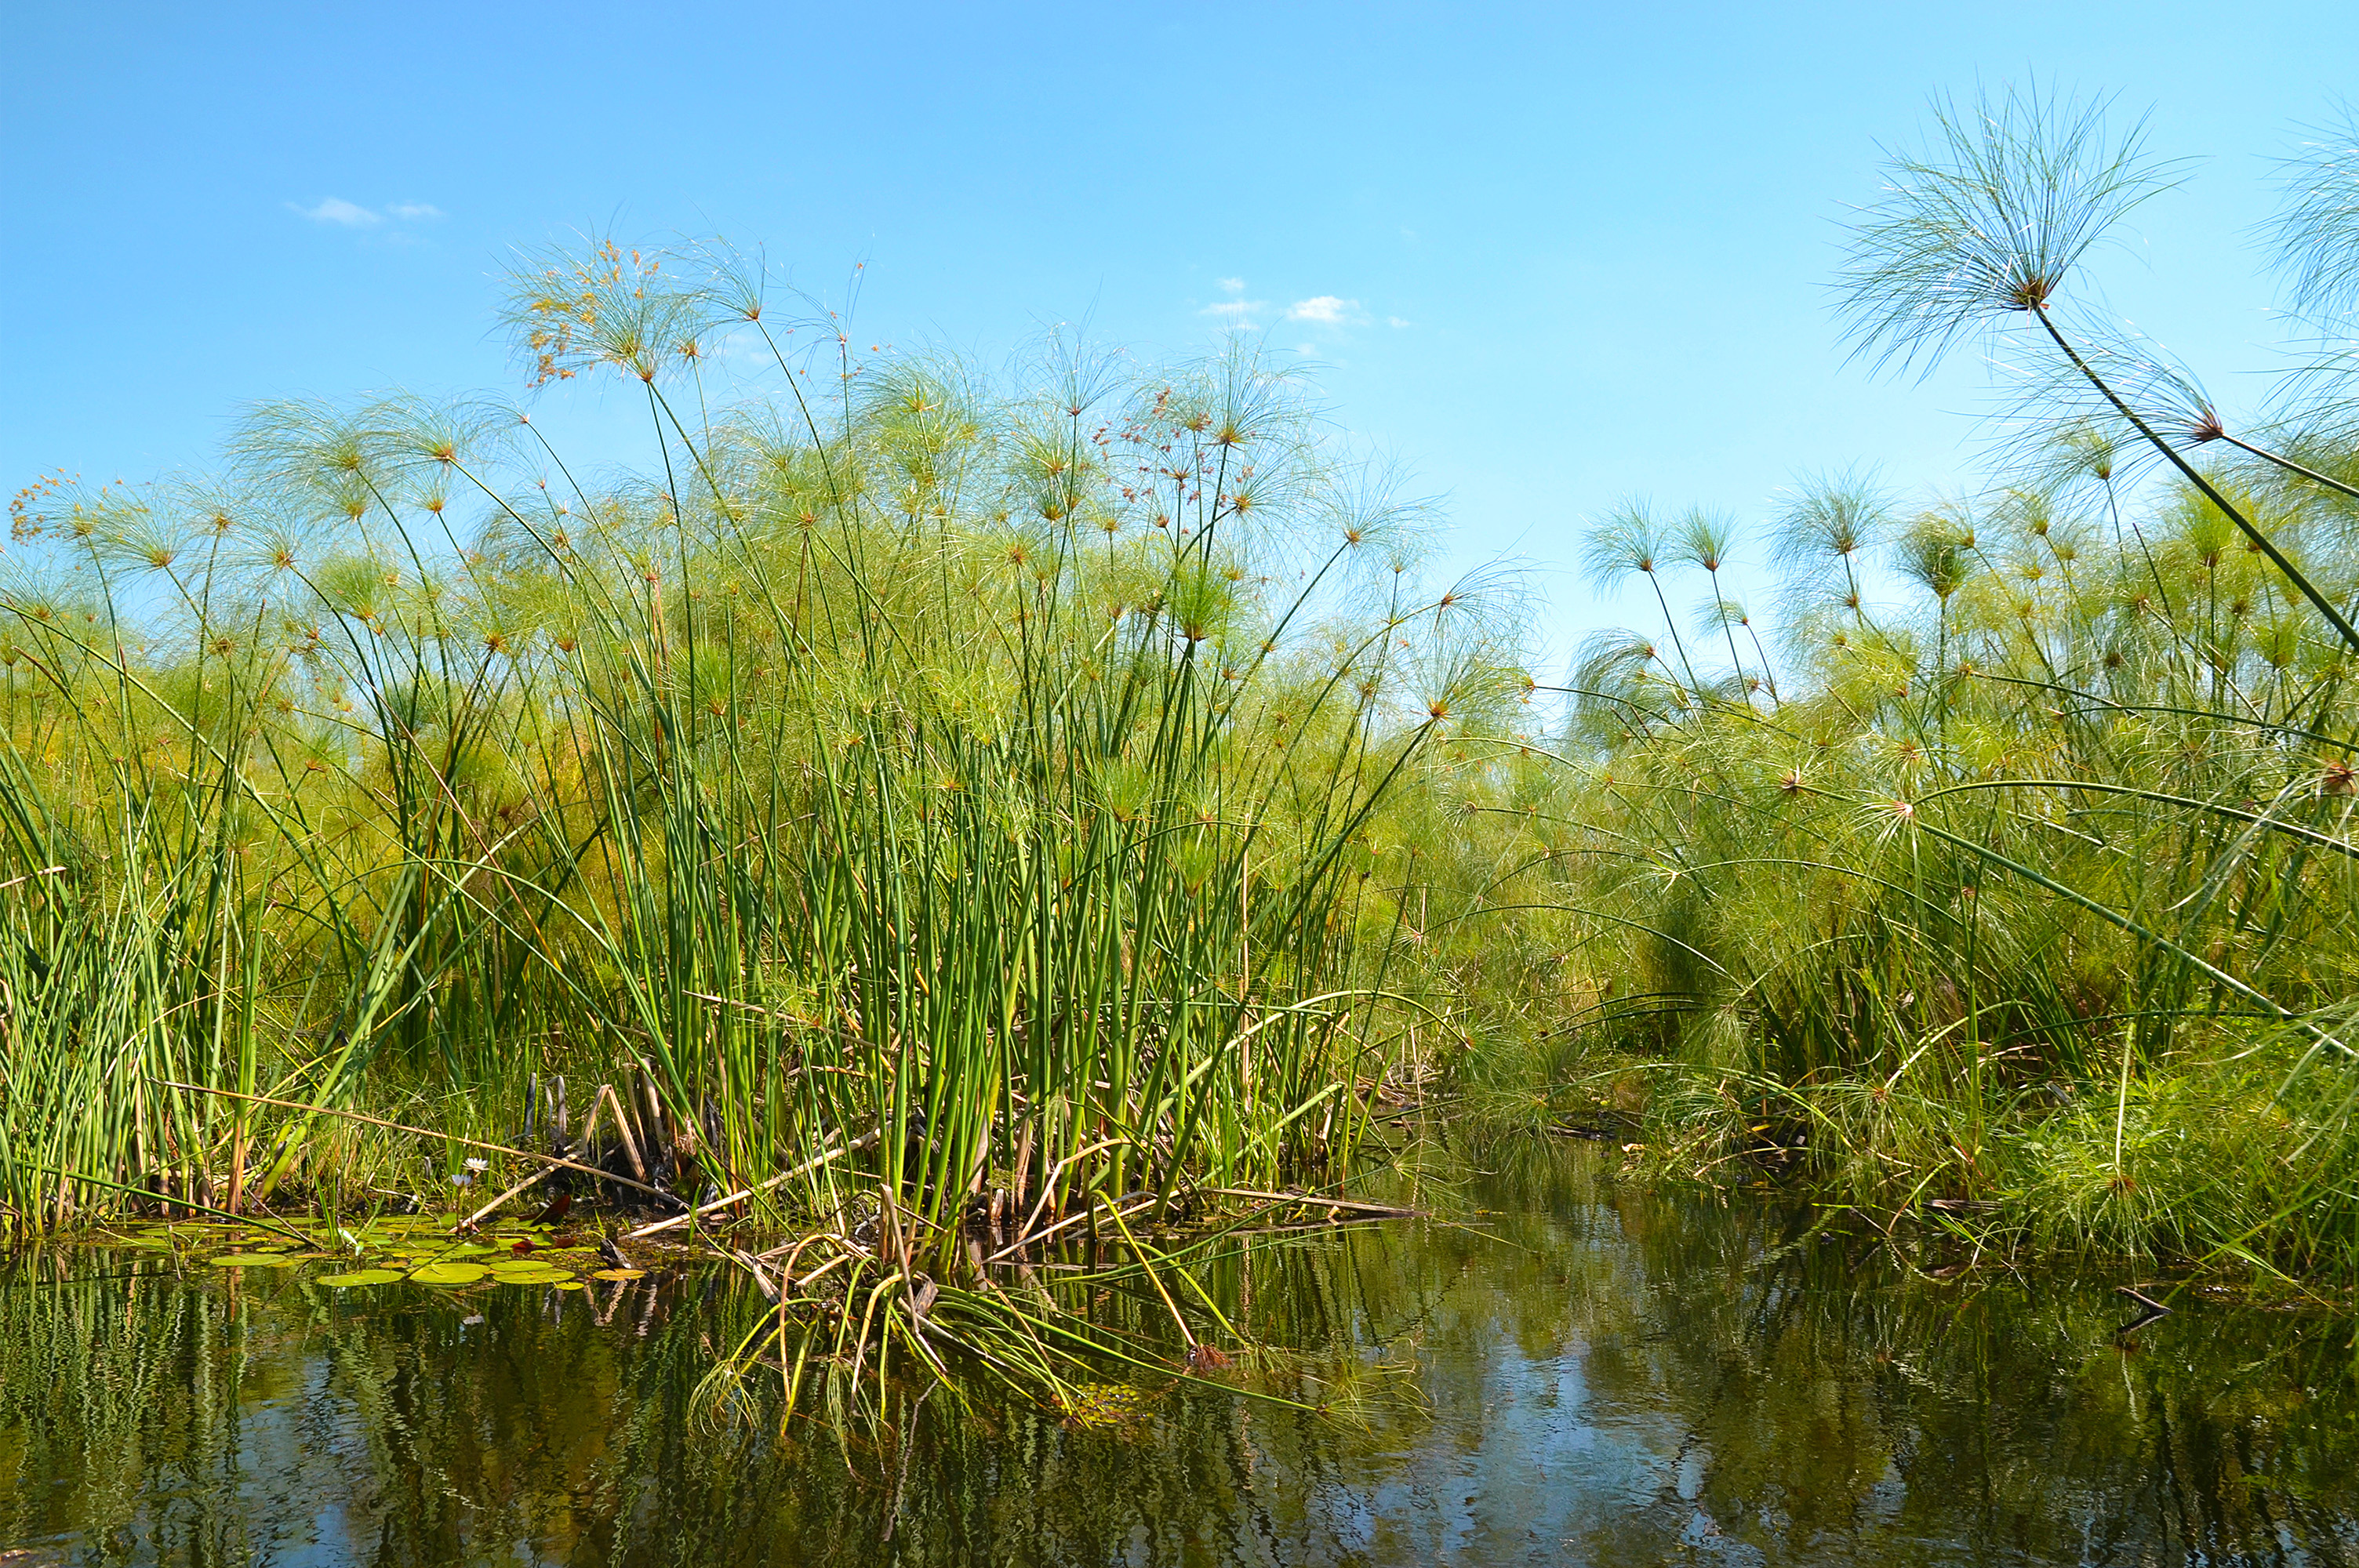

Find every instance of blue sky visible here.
[4,2,2353,659]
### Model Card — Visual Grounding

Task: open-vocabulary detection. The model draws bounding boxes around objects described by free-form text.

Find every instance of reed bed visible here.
[0,240,1522,1417]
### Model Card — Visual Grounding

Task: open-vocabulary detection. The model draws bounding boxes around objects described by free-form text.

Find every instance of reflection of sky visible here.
[9,1152,2359,1566]
[1332,1341,1696,1564]
[123,1323,459,1564]
[1262,1210,1765,1566]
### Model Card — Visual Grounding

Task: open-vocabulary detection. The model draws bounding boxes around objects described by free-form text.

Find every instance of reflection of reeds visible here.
[7,1151,2355,1562]
[0,241,1527,1414]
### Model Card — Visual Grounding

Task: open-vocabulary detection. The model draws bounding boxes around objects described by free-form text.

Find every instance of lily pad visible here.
[317,1269,405,1287]
[398,1247,490,1269]
[590,1268,647,1281]
[409,1261,492,1287]
[553,1280,586,1291]
[210,1253,302,1267]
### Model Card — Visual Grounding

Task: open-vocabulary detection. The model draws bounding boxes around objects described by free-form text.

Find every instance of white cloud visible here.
[1216,276,1245,293]
[1201,297,1270,328]
[1284,295,1359,325]
[1387,316,1412,328]
[388,201,445,221]
[293,197,380,226]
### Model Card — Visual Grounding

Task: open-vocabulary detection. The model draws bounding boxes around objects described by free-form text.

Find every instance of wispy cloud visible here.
[1387,315,1412,329]
[1201,278,1270,328]
[1285,296,1361,326]
[290,198,446,229]
[293,197,380,226]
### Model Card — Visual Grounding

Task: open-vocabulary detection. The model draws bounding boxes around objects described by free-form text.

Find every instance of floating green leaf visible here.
[209,1253,302,1267]
[409,1262,491,1286]
[317,1269,405,1287]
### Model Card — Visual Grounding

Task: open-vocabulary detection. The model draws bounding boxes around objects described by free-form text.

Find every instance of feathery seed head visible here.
[1836,85,2182,376]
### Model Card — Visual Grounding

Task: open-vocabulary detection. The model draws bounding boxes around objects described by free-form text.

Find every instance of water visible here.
[5,1144,2355,1566]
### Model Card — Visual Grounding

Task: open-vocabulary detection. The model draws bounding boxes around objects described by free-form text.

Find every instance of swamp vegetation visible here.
[0,249,1518,1419]
[3,84,2359,1531]
[1425,90,2359,1309]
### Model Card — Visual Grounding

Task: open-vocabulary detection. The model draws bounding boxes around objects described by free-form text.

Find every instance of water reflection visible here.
[4,1145,2354,1566]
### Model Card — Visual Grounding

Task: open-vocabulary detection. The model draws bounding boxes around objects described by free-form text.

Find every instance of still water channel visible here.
[4,1144,2355,1566]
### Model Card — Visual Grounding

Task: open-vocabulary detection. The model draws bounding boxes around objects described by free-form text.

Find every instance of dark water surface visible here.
[5,1145,2356,1566]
